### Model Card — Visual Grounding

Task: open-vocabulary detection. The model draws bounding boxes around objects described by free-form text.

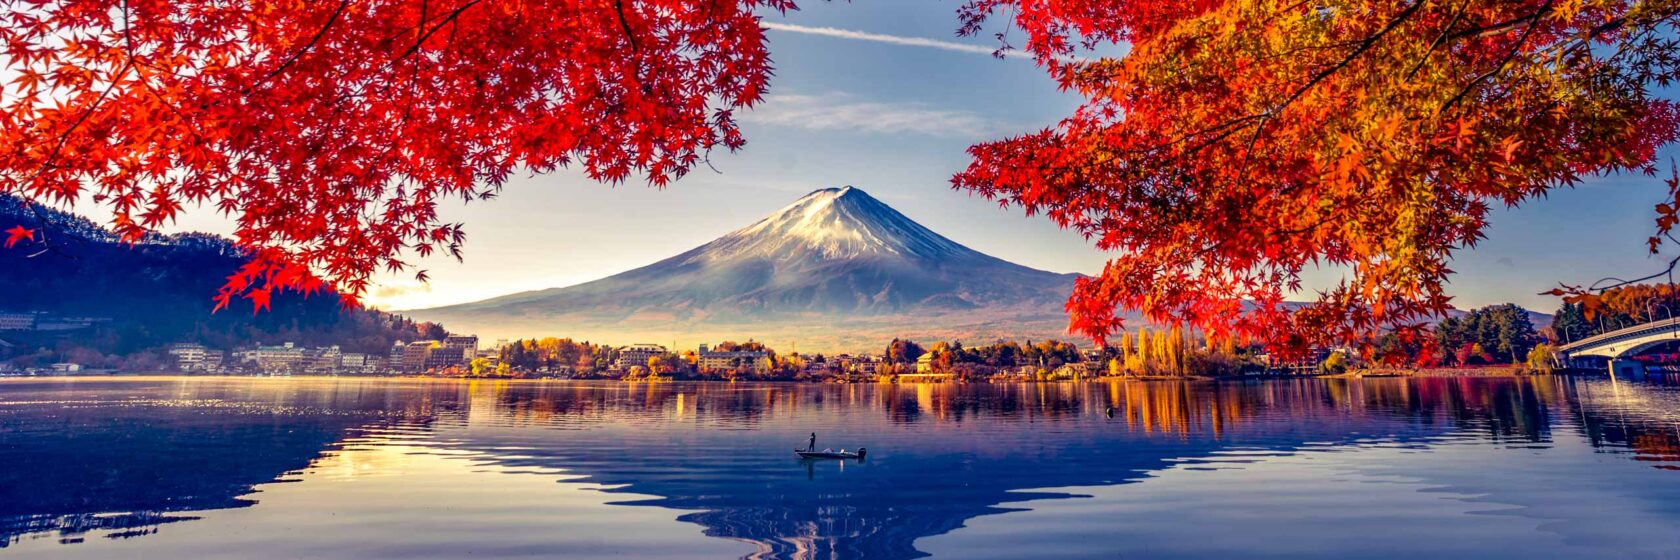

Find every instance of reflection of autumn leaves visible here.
[1631,432,1680,471]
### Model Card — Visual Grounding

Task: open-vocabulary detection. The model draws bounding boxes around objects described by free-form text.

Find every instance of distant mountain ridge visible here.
[0,194,447,362]
[410,187,1082,350]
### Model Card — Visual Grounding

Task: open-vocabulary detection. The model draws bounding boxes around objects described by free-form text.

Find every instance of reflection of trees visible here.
[1093,377,1564,442]
[0,379,453,548]
[1569,377,1680,471]
[6,376,1680,557]
[446,378,1626,560]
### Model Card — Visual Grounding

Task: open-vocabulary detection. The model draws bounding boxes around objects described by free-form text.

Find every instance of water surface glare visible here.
[2,376,1680,559]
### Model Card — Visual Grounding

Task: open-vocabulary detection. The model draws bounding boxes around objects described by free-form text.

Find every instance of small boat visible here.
[796,447,867,460]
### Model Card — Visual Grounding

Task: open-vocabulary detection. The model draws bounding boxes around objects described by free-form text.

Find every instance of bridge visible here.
[1557,316,1680,376]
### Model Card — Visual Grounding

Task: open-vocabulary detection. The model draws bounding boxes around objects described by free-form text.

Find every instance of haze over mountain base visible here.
[407,187,1084,351]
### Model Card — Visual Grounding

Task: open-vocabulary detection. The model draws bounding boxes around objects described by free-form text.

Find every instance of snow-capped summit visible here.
[410,186,1079,350]
[697,186,976,263]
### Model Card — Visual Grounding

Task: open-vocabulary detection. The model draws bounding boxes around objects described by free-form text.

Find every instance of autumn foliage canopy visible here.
[952,0,1680,353]
[1,0,790,311]
[7,1,1680,353]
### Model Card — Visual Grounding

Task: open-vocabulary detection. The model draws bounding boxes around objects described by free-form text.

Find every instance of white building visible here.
[237,342,306,373]
[697,344,772,374]
[0,312,36,331]
[617,344,667,371]
[848,357,879,375]
[168,343,209,372]
[340,353,382,374]
[305,346,343,374]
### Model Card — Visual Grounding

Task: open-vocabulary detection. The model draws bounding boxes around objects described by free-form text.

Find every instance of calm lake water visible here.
[2,376,1680,559]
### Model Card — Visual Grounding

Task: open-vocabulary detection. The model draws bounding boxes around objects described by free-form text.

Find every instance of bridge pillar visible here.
[1609,358,1646,379]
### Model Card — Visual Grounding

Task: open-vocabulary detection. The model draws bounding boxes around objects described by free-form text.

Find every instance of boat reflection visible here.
[0,376,1676,558]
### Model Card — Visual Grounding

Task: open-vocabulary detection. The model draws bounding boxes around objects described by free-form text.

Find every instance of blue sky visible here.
[163,1,1679,315]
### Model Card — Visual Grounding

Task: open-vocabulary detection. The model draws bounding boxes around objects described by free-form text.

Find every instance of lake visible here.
[2,376,1679,559]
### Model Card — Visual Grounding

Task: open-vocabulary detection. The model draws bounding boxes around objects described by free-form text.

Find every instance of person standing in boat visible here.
[807,432,816,452]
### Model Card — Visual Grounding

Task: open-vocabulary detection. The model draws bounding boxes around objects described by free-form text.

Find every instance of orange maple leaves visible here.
[954,0,1680,355]
[2,0,794,312]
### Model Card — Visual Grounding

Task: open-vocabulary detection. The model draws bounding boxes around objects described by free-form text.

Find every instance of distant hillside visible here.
[0,195,446,363]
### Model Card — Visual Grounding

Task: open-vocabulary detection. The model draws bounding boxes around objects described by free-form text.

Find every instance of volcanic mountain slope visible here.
[409,187,1082,350]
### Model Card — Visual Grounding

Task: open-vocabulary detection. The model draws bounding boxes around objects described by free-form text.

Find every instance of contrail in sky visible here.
[760,22,1034,60]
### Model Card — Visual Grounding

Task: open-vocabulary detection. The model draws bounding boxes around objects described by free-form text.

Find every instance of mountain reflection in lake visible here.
[2,376,1679,559]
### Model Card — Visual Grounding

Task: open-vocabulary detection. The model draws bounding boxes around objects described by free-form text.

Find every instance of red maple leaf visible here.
[246,287,272,314]
[3,226,35,249]
[0,0,792,312]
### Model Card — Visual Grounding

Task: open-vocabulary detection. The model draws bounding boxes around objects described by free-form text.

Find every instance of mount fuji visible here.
[407,187,1081,350]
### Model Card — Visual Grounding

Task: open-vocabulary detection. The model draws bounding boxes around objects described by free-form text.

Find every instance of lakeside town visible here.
[12,285,1680,381]
[0,305,1569,381]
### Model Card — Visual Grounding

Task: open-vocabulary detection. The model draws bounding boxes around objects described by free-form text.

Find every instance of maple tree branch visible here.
[1404,0,1474,79]
[243,0,351,94]
[7,57,136,255]
[384,0,484,72]
[616,0,640,53]
[1444,10,1547,40]
[1588,255,1680,292]
[1156,1,1424,168]
[1234,2,1423,176]
[1271,0,1425,117]
[1438,0,1553,115]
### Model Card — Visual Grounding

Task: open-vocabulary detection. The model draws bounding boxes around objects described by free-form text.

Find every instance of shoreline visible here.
[0,370,1603,384]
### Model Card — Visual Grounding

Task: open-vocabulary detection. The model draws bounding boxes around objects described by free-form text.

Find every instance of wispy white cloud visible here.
[369,281,433,304]
[740,92,1010,138]
[762,22,1031,60]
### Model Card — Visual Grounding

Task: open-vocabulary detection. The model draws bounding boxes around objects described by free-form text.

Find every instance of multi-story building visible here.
[697,344,772,374]
[237,342,307,374]
[339,353,383,374]
[617,344,667,371]
[201,351,224,373]
[34,315,104,331]
[304,346,342,374]
[389,341,408,367]
[399,341,439,373]
[0,312,37,331]
[423,344,463,372]
[168,343,209,372]
[847,356,879,376]
[439,335,479,368]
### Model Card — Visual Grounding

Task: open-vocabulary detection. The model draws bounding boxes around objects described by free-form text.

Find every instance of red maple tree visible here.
[10,1,1680,356]
[954,0,1680,355]
[2,0,792,311]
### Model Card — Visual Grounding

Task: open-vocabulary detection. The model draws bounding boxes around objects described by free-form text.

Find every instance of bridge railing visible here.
[1558,316,1680,355]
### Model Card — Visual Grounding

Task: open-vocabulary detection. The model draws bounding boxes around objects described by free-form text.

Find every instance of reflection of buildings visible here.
[7,376,1680,556]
